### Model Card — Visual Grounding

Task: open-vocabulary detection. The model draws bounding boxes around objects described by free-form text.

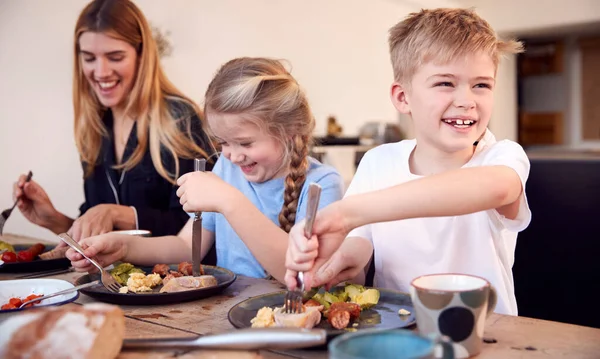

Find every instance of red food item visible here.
[1,303,16,310]
[17,250,34,262]
[9,298,23,307]
[29,243,45,257]
[23,294,43,307]
[178,262,193,276]
[1,251,17,263]
[304,299,322,307]
[151,264,170,277]
[327,309,351,329]
[329,302,361,320]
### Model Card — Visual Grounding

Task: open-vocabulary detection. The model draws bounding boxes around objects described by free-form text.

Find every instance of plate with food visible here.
[0,241,70,273]
[228,284,416,340]
[0,278,79,315]
[74,262,236,305]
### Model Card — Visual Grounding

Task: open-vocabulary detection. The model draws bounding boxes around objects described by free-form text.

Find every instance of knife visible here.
[122,328,327,351]
[192,158,206,277]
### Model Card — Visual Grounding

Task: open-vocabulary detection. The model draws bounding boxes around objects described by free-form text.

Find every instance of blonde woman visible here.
[13,0,215,241]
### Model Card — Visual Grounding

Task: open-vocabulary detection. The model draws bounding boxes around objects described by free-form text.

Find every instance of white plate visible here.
[0,279,78,314]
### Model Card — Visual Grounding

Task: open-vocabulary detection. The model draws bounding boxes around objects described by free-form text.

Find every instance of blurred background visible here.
[1,0,599,327]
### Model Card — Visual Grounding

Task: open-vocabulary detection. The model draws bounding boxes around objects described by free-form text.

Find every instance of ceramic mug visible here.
[410,273,497,358]
[329,328,454,359]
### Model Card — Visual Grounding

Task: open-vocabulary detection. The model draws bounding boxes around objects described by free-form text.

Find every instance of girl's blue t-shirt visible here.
[193,155,344,278]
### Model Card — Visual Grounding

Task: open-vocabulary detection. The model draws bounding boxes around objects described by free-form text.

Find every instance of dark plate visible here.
[0,245,70,273]
[74,265,236,305]
[228,287,416,340]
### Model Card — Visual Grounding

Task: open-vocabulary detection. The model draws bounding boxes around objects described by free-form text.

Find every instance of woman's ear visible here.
[390,82,411,114]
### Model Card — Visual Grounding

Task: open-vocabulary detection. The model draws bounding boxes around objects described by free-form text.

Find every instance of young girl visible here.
[67,57,345,283]
[13,0,215,241]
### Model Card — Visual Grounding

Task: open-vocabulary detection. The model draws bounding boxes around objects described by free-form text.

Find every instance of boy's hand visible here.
[284,202,352,290]
[176,172,239,214]
[66,233,128,273]
[67,204,115,243]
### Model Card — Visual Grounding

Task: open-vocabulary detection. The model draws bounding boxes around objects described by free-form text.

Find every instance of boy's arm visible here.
[341,165,523,230]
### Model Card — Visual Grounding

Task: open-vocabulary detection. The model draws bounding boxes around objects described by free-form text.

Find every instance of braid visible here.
[278,134,310,233]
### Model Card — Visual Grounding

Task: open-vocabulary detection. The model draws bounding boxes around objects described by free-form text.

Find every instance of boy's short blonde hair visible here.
[388,8,523,84]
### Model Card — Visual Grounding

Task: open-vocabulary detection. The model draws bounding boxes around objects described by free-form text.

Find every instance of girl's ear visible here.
[390,82,411,115]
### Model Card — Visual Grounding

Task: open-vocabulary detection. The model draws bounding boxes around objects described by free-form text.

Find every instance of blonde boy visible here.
[284,8,531,315]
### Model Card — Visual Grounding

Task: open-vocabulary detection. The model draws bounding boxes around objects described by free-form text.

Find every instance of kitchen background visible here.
[1,0,599,241]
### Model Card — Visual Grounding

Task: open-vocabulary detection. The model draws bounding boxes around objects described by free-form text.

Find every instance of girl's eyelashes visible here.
[434,81,454,87]
[474,83,492,89]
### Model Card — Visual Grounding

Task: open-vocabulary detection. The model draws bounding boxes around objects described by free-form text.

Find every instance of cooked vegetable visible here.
[0,241,15,253]
[1,251,17,263]
[110,263,145,285]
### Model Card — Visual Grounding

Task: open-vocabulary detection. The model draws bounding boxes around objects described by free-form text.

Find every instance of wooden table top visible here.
[2,234,600,358]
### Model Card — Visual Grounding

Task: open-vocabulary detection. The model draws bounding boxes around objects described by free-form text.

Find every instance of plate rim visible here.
[0,244,70,273]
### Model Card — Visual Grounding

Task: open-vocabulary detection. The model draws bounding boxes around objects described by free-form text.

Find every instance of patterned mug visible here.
[410,273,497,358]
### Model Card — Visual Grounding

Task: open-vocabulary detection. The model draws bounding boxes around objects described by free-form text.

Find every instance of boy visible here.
[284,8,530,315]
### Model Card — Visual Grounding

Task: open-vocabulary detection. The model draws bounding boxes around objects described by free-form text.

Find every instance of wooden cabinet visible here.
[580,37,600,141]
[519,41,564,76]
[519,112,563,145]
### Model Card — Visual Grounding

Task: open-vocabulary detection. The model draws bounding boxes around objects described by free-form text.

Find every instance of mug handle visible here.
[435,335,455,359]
[486,285,498,317]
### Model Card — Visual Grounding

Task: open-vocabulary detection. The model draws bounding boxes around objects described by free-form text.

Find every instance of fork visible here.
[18,280,100,309]
[284,183,321,314]
[57,233,122,293]
[0,171,32,235]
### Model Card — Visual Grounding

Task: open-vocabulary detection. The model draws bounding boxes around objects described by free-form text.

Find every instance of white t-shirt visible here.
[346,130,531,315]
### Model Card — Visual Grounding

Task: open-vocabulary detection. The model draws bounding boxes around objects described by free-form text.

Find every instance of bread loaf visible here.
[0,303,124,359]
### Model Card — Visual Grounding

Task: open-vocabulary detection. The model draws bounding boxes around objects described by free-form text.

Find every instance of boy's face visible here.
[391,52,495,154]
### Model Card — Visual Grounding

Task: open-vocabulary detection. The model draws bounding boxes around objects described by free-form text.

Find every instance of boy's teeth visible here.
[443,119,474,125]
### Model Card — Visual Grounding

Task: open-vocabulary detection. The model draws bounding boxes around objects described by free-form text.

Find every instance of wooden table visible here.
[2,235,600,358]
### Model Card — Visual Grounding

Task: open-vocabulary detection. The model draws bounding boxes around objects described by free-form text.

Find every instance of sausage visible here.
[327,309,350,330]
[330,302,361,320]
[29,243,46,257]
[304,299,322,307]
[178,262,193,276]
[152,264,170,277]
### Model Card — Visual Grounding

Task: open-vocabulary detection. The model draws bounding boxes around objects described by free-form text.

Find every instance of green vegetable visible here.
[353,288,380,309]
[109,263,144,285]
[0,241,15,254]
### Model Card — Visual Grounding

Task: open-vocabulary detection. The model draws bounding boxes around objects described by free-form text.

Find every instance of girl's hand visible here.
[65,233,128,272]
[176,172,240,214]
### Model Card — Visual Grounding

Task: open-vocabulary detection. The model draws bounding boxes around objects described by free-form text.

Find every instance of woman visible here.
[13,0,215,241]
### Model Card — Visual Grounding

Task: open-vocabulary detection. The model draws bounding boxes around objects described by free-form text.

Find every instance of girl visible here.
[13,0,215,241]
[67,57,344,283]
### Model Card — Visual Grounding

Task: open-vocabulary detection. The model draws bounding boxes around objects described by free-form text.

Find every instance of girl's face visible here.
[78,31,138,110]
[208,111,288,183]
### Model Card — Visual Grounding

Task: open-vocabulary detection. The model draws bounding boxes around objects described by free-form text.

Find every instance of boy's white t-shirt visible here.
[346,130,531,315]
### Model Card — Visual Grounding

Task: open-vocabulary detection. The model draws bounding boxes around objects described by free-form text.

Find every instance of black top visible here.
[78,100,215,237]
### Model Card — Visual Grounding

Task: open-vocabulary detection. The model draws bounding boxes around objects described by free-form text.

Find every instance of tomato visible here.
[17,250,34,262]
[1,251,17,263]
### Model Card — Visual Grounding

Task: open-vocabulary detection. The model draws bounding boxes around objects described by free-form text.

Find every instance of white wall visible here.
[1,0,431,240]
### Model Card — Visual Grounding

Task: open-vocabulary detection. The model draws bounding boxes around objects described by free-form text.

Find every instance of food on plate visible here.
[273,305,324,329]
[178,261,193,275]
[0,303,124,359]
[250,283,381,330]
[159,275,218,293]
[16,243,46,262]
[1,294,43,310]
[38,246,68,260]
[121,272,162,293]
[162,271,183,285]
[1,251,17,263]
[0,240,15,253]
[151,263,170,276]
[109,263,145,285]
[398,308,411,316]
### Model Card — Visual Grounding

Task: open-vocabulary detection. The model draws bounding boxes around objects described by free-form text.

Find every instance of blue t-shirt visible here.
[194,155,344,278]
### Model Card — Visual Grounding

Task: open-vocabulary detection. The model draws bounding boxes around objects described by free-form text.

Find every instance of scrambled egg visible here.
[251,307,276,328]
[125,272,162,293]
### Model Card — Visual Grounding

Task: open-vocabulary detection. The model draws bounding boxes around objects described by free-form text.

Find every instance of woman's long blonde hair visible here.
[204,58,315,232]
[73,0,211,183]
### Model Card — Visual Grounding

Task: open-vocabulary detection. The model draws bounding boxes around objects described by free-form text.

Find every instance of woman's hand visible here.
[176,172,240,214]
[65,233,128,272]
[67,204,117,242]
[13,174,64,230]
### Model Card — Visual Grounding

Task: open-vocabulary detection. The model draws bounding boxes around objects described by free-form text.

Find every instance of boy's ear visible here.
[390,82,410,114]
